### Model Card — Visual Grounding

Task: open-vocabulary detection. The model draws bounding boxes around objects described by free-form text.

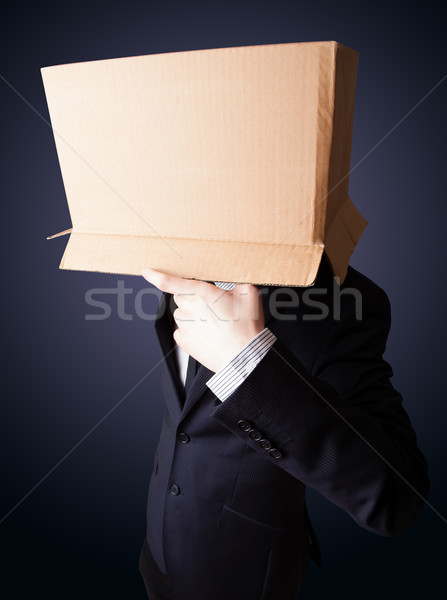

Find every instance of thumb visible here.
[232,282,258,298]
[232,283,264,322]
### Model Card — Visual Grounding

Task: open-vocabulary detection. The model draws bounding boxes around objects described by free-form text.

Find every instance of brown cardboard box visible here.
[42,41,367,286]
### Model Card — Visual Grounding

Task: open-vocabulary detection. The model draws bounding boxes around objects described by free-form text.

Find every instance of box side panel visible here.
[60,233,324,287]
[323,44,367,281]
[326,43,359,218]
[312,42,337,245]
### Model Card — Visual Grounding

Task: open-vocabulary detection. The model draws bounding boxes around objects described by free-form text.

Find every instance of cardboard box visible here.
[42,41,367,286]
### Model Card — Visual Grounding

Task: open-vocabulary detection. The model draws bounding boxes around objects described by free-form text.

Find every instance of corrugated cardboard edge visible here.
[58,232,325,287]
[46,228,73,239]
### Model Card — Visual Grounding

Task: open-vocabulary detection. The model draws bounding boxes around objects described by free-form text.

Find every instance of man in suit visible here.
[138,254,429,600]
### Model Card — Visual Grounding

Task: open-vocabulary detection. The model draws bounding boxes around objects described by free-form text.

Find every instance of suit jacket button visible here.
[177,432,190,444]
[249,429,262,441]
[268,448,282,459]
[238,420,251,432]
[259,438,272,450]
[169,484,180,496]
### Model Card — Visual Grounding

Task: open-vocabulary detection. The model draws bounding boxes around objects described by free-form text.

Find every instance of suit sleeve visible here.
[210,284,430,536]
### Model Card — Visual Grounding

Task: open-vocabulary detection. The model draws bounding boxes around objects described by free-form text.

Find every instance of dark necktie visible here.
[166,293,198,401]
[184,355,198,397]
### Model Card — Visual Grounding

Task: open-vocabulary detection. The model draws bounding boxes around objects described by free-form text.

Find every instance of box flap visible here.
[324,196,368,282]
[60,232,324,287]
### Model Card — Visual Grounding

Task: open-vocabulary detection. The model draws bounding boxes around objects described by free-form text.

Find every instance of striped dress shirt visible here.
[174,281,277,402]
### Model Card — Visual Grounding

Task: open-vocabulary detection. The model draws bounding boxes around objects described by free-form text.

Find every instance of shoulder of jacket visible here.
[342,264,391,320]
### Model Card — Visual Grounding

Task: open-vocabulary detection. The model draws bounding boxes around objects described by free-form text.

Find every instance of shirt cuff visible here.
[206,328,277,402]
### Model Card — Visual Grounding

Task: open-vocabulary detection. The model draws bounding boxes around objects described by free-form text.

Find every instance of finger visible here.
[173,327,183,347]
[173,291,196,308]
[173,307,193,323]
[232,283,264,320]
[142,268,204,295]
[232,283,259,298]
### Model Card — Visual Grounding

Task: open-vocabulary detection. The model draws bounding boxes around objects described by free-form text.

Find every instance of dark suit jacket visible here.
[145,255,429,600]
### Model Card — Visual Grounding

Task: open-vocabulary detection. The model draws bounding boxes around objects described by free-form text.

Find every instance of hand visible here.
[142,269,265,372]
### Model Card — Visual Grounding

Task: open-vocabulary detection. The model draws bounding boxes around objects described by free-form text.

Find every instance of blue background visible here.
[1,0,446,597]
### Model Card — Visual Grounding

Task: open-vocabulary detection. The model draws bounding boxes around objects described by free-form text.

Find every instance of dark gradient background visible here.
[1,1,446,598]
